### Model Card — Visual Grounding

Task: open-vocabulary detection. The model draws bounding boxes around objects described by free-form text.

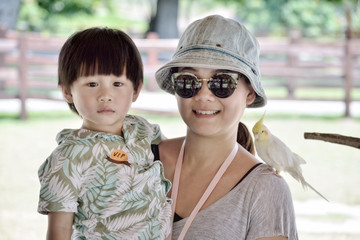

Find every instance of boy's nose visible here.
[99,96,112,102]
[98,87,113,102]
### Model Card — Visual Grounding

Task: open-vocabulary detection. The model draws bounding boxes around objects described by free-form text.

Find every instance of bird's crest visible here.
[252,111,266,133]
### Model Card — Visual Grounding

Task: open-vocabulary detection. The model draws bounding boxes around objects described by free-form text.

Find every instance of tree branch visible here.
[304,132,360,149]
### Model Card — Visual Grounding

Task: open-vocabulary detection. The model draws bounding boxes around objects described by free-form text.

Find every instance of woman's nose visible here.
[194,82,215,101]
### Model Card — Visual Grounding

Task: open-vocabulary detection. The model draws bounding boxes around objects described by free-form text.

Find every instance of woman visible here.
[154,15,298,240]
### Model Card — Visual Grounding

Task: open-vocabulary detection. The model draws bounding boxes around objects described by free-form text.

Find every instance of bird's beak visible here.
[254,133,258,140]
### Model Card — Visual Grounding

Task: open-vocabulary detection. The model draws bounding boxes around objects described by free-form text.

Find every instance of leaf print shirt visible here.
[38,114,172,240]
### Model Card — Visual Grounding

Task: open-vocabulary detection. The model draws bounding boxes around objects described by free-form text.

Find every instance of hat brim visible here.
[155,48,266,108]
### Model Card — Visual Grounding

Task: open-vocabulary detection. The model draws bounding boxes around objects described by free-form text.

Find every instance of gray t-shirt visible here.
[172,164,298,240]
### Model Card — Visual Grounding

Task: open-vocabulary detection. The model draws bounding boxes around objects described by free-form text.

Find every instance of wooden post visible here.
[344,5,353,117]
[0,27,6,91]
[146,32,159,91]
[286,30,301,99]
[18,34,28,120]
[0,26,6,67]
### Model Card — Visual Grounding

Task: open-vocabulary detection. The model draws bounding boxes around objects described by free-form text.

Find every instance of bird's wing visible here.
[292,152,307,165]
[265,134,296,169]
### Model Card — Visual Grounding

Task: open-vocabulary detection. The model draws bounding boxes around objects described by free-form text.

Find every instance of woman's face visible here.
[175,67,256,139]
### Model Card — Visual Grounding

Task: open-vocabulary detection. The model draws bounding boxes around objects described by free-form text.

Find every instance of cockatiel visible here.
[252,112,328,202]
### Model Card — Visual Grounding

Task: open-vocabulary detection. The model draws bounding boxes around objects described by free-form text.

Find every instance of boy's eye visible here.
[87,82,98,87]
[113,82,123,87]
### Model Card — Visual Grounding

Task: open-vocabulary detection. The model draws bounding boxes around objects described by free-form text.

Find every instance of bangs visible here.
[59,28,143,90]
[78,37,126,77]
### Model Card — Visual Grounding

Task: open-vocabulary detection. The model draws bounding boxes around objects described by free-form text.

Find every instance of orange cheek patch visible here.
[106,150,130,166]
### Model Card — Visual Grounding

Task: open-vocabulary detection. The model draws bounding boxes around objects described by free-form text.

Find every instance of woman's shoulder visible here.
[251,164,287,183]
[231,163,291,196]
[159,137,184,160]
[247,164,293,197]
[159,137,185,154]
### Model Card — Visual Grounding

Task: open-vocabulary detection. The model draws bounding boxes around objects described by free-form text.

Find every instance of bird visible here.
[252,112,329,202]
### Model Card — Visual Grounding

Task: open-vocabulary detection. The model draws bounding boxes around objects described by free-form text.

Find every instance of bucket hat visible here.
[155,15,267,107]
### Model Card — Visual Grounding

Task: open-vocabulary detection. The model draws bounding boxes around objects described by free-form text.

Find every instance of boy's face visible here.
[62,74,141,135]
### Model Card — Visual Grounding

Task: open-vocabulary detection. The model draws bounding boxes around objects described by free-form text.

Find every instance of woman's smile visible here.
[193,109,220,117]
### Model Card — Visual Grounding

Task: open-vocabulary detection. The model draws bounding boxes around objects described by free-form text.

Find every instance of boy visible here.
[38,27,171,239]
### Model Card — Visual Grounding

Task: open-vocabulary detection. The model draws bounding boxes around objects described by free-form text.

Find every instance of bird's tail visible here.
[288,168,329,202]
[304,181,329,202]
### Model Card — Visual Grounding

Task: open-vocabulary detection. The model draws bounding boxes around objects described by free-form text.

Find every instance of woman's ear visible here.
[246,88,256,106]
[132,82,143,102]
[61,85,73,103]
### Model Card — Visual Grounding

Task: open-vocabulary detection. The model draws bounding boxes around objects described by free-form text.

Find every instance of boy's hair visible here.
[58,27,143,114]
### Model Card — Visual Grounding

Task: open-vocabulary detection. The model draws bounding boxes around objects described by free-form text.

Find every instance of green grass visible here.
[0,110,360,239]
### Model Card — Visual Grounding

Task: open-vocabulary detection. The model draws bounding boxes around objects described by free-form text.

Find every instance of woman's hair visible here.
[237,122,255,155]
[58,27,143,114]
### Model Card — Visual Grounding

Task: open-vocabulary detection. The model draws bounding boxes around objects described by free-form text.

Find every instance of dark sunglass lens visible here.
[174,75,199,98]
[210,75,237,98]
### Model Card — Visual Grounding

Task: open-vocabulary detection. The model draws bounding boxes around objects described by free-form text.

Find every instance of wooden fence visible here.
[0,30,359,119]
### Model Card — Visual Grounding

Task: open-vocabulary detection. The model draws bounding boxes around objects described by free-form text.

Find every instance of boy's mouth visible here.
[98,108,115,113]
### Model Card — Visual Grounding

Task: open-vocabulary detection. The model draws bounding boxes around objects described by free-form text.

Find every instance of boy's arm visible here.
[47,212,74,240]
[152,124,166,144]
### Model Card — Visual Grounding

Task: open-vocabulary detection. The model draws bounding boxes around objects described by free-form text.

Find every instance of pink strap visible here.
[168,140,238,240]
[166,140,186,240]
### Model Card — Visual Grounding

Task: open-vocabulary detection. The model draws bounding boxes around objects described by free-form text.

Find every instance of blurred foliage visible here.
[281,0,342,37]
[17,0,148,36]
[16,0,360,38]
[223,0,289,36]
[216,0,359,38]
[36,0,99,15]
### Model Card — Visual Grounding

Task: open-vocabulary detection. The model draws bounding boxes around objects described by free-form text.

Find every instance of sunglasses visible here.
[171,72,239,98]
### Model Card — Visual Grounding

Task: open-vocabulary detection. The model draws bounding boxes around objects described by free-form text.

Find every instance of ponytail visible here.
[237,122,255,155]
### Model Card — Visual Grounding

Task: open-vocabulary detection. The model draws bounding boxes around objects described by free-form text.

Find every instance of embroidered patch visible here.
[106,150,130,166]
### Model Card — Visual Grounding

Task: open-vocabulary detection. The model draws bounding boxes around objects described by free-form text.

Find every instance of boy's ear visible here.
[132,82,143,102]
[61,85,73,103]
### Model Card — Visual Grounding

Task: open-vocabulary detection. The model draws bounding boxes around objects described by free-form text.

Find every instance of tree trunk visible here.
[0,0,21,29]
[148,0,179,39]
